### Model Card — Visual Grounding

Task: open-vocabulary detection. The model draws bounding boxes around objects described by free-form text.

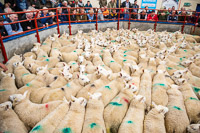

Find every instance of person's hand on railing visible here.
[0,63,8,72]
[27,26,31,30]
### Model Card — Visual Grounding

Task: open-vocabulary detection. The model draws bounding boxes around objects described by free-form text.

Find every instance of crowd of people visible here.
[0,0,199,36]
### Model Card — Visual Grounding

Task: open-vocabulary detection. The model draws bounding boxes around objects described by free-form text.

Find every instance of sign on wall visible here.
[162,0,179,10]
[141,0,157,9]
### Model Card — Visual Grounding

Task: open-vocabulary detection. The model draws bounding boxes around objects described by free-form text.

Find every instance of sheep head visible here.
[152,102,168,115]
[88,92,102,100]
[0,101,12,111]
[1,71,15,79]
[133,95,146,103]
[180,60,192,67]
[78,74,90,86]
[187,124,200,133]
[71,96,87,107]
[10,91,28,105]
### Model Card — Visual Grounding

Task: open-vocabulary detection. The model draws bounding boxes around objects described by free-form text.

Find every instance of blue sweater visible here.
[40,13,53,25]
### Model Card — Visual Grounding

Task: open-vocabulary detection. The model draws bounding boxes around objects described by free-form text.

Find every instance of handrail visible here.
[0,7,200,63]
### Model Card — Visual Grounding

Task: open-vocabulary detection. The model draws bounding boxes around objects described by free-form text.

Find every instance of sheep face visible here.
[78,56,84,64]
[180,60,192,67]
[1,71,15,79]
[79,65,85,74]
[71,96,87,107]
[153,102,169,115]
[10,91,28,105]
[84,51,91,60]
[133,95,146,103]
[78,74,90,86]
[62,71,72,81]
[174,78,186,86]
[187,124,200,133]
[88,92,102,100]
[125,83,138,93]
[0,101,12,111]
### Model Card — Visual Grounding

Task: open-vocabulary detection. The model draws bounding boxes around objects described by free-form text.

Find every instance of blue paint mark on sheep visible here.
[66,83,70,87]
[189,97,199,101]
[45,59,50,62]
[123,59,127,62]
[26,83,31,87]
[99,55,103,59]
[62,127,72,133]
[111,40,116,42]
[123,55,127,57]
[105,86,111,90]
[72,63,76,65]
[184,50,187,52]
[73,50,76,52]
[193,87,200,93]
[167,67,173,70]
[153,83,166,87]
[110,61,115,63]
[0,89,6,92]
[22,73,29,77]
[180,58,183,61]
[126,120,134,124]
[31,125,42,132]
[84,73,88,75]
[42,43,47,45]
[173,106,182,111]
[109,102,122,106]
[90,123,97,128]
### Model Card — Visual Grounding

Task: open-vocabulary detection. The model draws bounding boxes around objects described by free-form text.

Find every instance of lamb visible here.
[152,70,168,106]
[95,77,125,106]
[82,93,106,133]
[147,57,157,78]
[30,98,70,133]
[54,96,87,133]
[143,102,168,133]
[0,72,17,103]
[138,69,152,111]
[0,101,28,133]
[31,45,48,61]
[5,53,22,74]
[104,85,137,133]
[9,91,62,128]
[178,80,200,123]
[180,60,200,78]
[62,51,79,63]
[187,124,200,133]
[47,75,68,89]
[42,73,90,102]
[165,84,190,133]
[92,53,105,66]
[118,95,146,133]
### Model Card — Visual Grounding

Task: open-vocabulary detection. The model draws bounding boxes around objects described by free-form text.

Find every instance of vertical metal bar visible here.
[56,8,60,37]
[34,11,40,43]
[67,8,72,35]
[95,8,98,31]
[154,9,158,32]
[0,33,8,63]
[117,8,120,30]
[128,8,131,30]
[181,14,187,34]
[193,12,199,33]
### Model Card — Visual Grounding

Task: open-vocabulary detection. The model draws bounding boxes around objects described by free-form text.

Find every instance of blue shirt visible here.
[40,13,53,24]
[87,14,95,20]
[4,21,23,35]
[167,15,178,21]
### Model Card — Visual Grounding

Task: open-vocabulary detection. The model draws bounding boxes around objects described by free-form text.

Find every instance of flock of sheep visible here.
[0,28,200,133]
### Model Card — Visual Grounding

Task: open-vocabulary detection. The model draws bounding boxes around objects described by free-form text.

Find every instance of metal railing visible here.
[0,7,199,63]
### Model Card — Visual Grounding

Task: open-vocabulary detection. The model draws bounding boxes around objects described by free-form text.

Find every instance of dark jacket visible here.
[40,13,53,25]
[0,25,8,36]
[20,18,35,31]
[16,0,29,11]
[31,0,40,9]
[37,19,43,27]
[121,1,132,8]
[70,14,77,22]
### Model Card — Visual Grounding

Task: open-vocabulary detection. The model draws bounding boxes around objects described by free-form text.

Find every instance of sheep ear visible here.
[159,108,165,113]
[77,74,79,78]
[88,92,92,99]
[180,75,183,78]
[23,91,28,99]
[5,105,10,111]
[182,79,186,84]
[139,96,145,102]
[1,71,6,76]
[71,95,77,102]
[151,102,156,108]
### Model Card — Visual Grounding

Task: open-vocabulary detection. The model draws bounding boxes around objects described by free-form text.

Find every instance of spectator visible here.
[78,0,84,7]
[144,6,151,14]
[167,10,178,21]
[87,9,96,22]
[20,10,35,31]
[73,0,80,8]
[31,0,40,9]
[36,10,45,27]
[4,7,13,18]
[168,7,172,14]
[4,0,16,11]
[99,0,107,8]
[50,0,58,8]
[85,1,92,13]
[121,0,132,8]
[41,0,46,5]
[195,17,200,27]
[147,10,158,21]
[70,9,77,22]
[107,0,116,12]
[119,8,125,19]
[138,10,147,20]
[103,6,109,19]
[124,8,130,20]
[171,6,178,14]
[178,10,187,22]
[97,8,104,20]
[57,7,67,22]
[0,16,8,36]
[40,7,53,25]
[62,1,70,15]
[158,7,169,21]
[109,9,118,20]
[16,0,29,11]
[132,0,139,19]
[4,14,23,35]
[49,11,57,23]
[188,12,197,23]
[77,8,87,22]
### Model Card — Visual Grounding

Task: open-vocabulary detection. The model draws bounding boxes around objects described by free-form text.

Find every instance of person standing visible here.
[132,0,139,19]
[16,0,29,11]
[107,0,116,12]
[20,10,35,31]
[99,0,107,8]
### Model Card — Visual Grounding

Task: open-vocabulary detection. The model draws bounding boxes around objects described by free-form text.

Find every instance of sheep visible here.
[118,95,146,133]
[147,57,157,78]
[82,93,106,133]
[183,71,200,88]
[180,60,200,78]
[165,84,190,133]
[42,73,90,102]
[9,91,62,128]
[178,80,200,123]
[0,101,28,133]
[0,72,17,104]
[143,102,169,133]
[54,96,87,133]
[138,69,152,111]
[152,69,168,106]
[31,45,48,61]
[187,124,200,133]
[30,98,70,133]
[95,77,125,106]
[104,85,137,133]
[76,74,111,100]
[92,53,104,66]
[5,53,22,74]
[23,51,37,60]
[62,51,79,63]
[47,75,68,90]
[13,61,30,88]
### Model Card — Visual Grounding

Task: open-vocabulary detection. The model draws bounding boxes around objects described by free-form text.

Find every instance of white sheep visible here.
[118,95,146,133]
[181,60,200,78]
[9,91,62,128]
[0,101,28,133]
[30,98,70,133]
[165,84,190,133]
[187,124,200,133]
[54,96,87,133]
[82,93,106,133]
